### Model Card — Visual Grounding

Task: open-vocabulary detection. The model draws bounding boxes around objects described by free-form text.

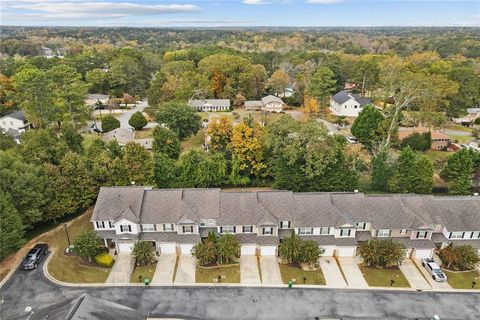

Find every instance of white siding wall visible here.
[115,219,139,234]
[329,98,363,117]
[0,116,26,132]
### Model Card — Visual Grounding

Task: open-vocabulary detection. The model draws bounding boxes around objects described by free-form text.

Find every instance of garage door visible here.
[241,245,257,255]
[118,242,134,253]
[159,243,177,254]
[179,244,194,255]
[260,246,277,256]
[413,248,433,259]
[335,246,356,257]
[321,245,336,257]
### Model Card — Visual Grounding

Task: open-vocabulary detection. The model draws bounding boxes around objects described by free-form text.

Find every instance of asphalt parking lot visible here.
[1,254,479,320]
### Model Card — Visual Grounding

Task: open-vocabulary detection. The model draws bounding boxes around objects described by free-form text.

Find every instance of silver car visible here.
[422,258,447,282]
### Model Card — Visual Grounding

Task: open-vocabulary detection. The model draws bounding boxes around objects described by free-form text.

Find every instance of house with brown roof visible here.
[398,127,452,150]
[92,188,480,259]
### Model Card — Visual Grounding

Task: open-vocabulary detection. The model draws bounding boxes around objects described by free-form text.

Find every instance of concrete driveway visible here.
[398,259,431,290]
[240,256,261,284]
[337,257,368,288]
[259,256,283,284]
[414,259,453,290]
[106,253,135,284]
[174,255,195,284]
[319,257,347,287]
[151,254,177,284]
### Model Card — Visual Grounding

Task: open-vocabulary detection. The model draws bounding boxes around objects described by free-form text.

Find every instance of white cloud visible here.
[306,0,343,3]
[2,1,199,21]
[242,0,267,4]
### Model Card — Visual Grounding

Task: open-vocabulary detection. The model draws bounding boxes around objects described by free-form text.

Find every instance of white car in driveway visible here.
[422,258,447,282]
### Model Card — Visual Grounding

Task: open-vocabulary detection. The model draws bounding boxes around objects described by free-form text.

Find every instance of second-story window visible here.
[120,225,131,233]
[449,231,464,239]
[339,229,352,237]
[263,227,273,235]
[220,226,235,234]
[376,229,391,237]
[141,224,156,232]
[400,229,407,235]
[96,221,105,229]
[280,221,291,229]
[163,224,174,232]
[355,222,367,230]
[182,226,194,234]
[415,231,428,239]
[242,225,253,233]
[298,228,313,235]
[471,231,480,239]
[319,227,330,235]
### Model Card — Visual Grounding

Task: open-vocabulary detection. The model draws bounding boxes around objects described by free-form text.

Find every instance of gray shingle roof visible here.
[299,235,357,246]
[293,193,354,227]
[92,187,145,222]
[261,95,284,105]
[245,100,263,108]
[4,110,27,121]
[234,234,279,245]
[331,90,371,106]
[139,232,200,244]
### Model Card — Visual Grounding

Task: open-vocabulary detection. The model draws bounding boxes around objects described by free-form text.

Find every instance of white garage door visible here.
[321,245,336,257]
[179,244,194,255]
[335,246,356,257]
[413,249,433,259]
[260,246,277,256]
[118,242,134,253]
[159,243,177,254]
[241,245,257,255]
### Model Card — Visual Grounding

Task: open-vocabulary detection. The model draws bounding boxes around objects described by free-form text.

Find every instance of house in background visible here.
[329,90,372,117]
[0,110,31,143]
[85,94,110,108]
[188,99,230,112]
[453,108,480,126]
[398,127,452,150]
[102,128,152,150]
[244,95,286,113]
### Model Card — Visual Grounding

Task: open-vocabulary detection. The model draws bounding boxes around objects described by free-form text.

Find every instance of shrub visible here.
[73,230,101,262]
[439,244,480,271]
[400,132,432,152]
[217,234,240,264]
[279,230,302,264]
[192,240,217,266]
[299,240,324,265]
[358,239,406,268]
[132,241,155,266]
[95,253,115,267]
[101,115,120,133]
[128,111,148,130]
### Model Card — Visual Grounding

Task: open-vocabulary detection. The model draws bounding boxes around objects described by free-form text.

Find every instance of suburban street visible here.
[1,255,479,320]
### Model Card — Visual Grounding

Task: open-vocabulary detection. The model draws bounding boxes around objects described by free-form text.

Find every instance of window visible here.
[376,229,391,237]
[416,231,428,239]
[471,231,480,239]
[220,226,235,234]
[141,224,156,232]
[96,221,105,229]
[182,226,193,234]
[120,225,131,233]
[263,227,273,235]
[449,232,464,239]
[400,229,407,235]
[298,228,313,235]
[108,221,113,228]
[339,229,352,237]
[355,222,367,230]
[319,227,330,235]
[163,224,174,232]
[242,225,253,233]
[200,221,206,227]
[280,221,291,229]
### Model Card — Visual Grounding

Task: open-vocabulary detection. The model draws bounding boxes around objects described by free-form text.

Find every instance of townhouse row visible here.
[92,187,480,259]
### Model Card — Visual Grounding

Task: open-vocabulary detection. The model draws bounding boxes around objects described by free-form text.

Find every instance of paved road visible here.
[1,254,479,320]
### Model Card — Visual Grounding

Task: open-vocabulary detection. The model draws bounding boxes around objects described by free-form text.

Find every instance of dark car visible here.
[21,244,49,270]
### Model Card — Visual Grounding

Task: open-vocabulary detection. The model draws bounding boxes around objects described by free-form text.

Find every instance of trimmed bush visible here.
[95,253,115,267]
[128,111,148,130]
[101,115,120,133]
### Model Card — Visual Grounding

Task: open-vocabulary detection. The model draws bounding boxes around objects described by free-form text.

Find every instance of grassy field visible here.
[279,264,326,285]
[445,123,474,133]
[81,133,101,149]
[448,134,473,144]
[359,265,410,288]
[181,129,206,152]
[45,209,111,283]
[130,261,157,283]
[444,270,480,289]
[423,150,453,162]
[134,128,154,139]
[196,264,240,283]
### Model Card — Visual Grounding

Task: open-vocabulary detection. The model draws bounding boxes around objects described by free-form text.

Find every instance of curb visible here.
[0,260,22,289]
[42,251,480,292]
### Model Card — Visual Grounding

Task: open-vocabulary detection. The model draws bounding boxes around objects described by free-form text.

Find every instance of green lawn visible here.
[444,270,480,289]
[359,265,410,288]
[279,264,326,285]
[45,209,111,283]
[181,129,205,152]
[130,261,157,283]
[423,150,453,162]
[196,264,240,283]
[134,127,154,139]
[445,123,474,133]
[81,133,101,150]
[448,134,472,144]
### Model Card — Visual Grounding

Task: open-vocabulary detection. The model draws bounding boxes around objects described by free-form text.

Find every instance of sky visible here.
[1,0,479,27]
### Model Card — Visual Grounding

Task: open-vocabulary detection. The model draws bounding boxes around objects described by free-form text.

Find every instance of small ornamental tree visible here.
[101,115,120,133]
[279,230,302,264]
[299,240,324,266]
[217,233,240,264]
[73,230,101,262]
[192,240,217,266]
[132,241,155,266]
[400,132,432,152]
[128,111,148,130]
[439,244,480,271]
[358,239,406,268]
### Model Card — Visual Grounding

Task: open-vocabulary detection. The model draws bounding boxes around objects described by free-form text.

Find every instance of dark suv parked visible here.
[21,244,49,270]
